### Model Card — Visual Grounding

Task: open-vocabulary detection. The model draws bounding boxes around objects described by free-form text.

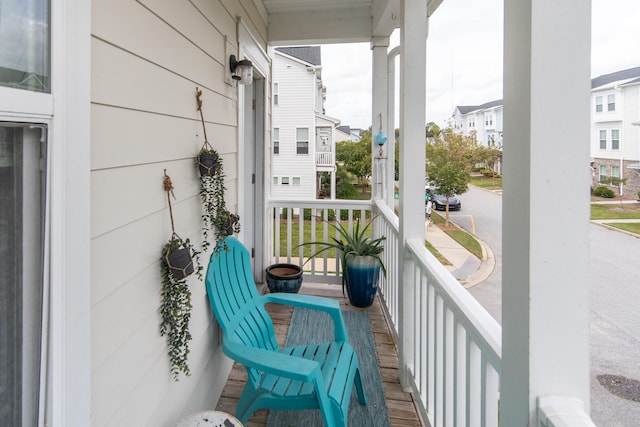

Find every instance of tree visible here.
[335,130,372,193]
[474,145,503,185]
[425,122,441,139]
[426,129,476,224]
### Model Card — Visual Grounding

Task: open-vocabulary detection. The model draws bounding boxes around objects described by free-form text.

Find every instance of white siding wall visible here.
[272,53,317,199]
[90,0,266,425]
[591,88,625,161]
[623,85,640,161]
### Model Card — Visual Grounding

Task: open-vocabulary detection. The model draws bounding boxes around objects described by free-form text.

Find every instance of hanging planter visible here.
[159,170,202,381]
[197,141,219,177]
[195,87,240,252]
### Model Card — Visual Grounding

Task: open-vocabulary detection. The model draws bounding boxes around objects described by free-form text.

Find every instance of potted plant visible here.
[195,87,240,252]
[299,216,386,308]
[197,141,220,177]
[160,171,202,380]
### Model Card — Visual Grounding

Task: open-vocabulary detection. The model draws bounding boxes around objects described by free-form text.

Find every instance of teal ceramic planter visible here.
[265,264,303,293]
[345,255,381,308]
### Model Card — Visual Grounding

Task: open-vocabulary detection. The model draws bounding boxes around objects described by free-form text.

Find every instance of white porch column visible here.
[398,0,427,388]
[502,0,591,424]
[371,36,389,201]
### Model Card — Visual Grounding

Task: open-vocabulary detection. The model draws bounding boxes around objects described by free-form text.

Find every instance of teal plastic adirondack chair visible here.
[205,237,367,426]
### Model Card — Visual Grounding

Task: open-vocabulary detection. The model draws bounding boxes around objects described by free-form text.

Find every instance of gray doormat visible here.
[266,308,391,426]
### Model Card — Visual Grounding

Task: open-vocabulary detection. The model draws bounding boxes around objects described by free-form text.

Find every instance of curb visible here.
[590,220,640,240]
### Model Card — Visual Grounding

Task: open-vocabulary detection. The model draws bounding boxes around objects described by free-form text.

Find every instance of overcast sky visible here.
[321,0,640,130]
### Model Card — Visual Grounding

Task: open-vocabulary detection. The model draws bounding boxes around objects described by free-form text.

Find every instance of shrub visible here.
[593,186,615,198]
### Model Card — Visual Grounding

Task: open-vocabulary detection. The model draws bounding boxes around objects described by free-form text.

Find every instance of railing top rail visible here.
[268,199,373,210]
[407,237,502,364]
[373,199,399,233]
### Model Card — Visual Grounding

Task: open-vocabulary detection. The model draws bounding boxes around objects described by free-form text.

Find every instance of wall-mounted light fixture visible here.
[229,55,253,85]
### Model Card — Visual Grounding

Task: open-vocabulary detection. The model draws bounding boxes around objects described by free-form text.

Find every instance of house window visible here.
[607,94,615,111]
[611,165,620,180]
[292,177,301,185]
[595,96,603,112]
[599,165,607,183]
[0,124,46,427]
[296,128,309,154]
[272,177,278,185]
[611,129,620,150]
[0,0,50,92]
[281,177,290,185]
[599,130,607,149]
[273,128,279,155]
[273,83,279,105]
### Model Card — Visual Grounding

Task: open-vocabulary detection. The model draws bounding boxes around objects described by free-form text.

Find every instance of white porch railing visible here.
[268,199,372,284]
[374,199,502,427]
[267,198,594,426]
[315,151,334,167]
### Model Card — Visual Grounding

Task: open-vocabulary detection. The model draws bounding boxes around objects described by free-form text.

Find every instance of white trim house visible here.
[450,99,504,148]
[272,47,340,200]
[0,0,596,426]
[590,66,640,197]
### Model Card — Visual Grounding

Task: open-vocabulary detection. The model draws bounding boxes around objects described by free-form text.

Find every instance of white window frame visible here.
[273,127,279,155]
[281,176,290,185]
[598,165,607,183]
[599,130,607,150]
[607,94,615,111]
[273,82,279,105]
[611,129,620,150]
[611,165,620,180]
[0,2,92,426]
[595,95,603,113]
[296,127,309,155]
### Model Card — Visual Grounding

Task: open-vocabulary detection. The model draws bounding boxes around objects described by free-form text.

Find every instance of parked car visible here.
[425,187,461,211]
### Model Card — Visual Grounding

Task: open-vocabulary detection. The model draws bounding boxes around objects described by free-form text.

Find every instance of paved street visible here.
[452,186,640,426]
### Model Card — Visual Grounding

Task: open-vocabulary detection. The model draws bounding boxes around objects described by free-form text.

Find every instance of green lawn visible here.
[469,176,502,190]
[425,239,451,265]
[604,222,640,235]
[431,212,483,260]
[591,204,640,220]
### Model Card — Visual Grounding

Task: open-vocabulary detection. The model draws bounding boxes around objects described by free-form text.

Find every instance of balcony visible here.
[214,198,595,425]
[316,151,334,168]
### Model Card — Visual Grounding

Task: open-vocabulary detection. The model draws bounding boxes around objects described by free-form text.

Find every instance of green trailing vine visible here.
[159,171,202,381]
[196,87,240,253]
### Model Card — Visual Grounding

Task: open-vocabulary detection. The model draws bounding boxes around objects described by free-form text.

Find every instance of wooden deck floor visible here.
[215,282,424,426]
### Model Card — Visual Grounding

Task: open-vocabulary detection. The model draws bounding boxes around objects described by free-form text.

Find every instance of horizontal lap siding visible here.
[90,0,266,425]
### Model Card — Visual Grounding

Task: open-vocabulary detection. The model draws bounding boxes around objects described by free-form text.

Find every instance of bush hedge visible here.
[593,186,615,198]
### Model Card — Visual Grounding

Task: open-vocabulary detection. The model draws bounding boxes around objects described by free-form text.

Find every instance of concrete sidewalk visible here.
[424,219,495,288]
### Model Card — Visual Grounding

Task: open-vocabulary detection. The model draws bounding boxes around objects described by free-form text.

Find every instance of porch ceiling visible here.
[260,0,444,45]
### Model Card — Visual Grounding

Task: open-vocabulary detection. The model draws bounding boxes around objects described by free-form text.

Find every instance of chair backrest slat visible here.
[205,237,279,354]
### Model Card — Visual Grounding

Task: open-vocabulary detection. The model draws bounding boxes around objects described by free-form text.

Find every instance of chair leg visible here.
[235,384,258,423]
[354,367,367,405]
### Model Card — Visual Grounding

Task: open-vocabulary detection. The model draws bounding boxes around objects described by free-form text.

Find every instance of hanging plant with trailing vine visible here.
[195,87,240,253]
[159,170,202,380]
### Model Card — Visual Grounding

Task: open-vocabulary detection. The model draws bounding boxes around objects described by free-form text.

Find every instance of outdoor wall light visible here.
[229,55,253,85]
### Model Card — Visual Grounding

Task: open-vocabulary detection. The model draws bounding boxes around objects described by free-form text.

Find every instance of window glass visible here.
[292,177,301,185]
[272,177,278,185]
[281,177,290,185]
[273,83,279,105]
[599,165,607,183]
[0,123,46,427]
[296,128,309,155]
[599,130,607,149]
[607,94,615,111]
[612,129,620,150]
[0,1,50,92]
[595,96,603,112]
[273,128,279,155]
[611,165,620,178]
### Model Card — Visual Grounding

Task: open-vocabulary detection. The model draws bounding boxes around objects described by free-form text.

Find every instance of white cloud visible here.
[320,0,640,130]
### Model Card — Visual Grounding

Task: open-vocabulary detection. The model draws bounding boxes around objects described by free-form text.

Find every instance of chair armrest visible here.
[262,293,348,341]
[223,340,321,382]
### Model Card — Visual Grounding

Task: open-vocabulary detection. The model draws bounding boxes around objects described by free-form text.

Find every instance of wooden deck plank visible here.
[215,282,423,426]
